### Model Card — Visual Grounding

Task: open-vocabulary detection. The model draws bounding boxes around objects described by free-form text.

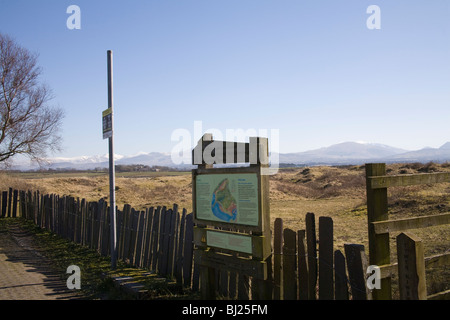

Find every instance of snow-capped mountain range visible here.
[9,141,450,170]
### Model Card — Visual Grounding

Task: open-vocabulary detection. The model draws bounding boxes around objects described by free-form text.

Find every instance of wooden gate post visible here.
[397,233,427,300]
[365,163,392,299]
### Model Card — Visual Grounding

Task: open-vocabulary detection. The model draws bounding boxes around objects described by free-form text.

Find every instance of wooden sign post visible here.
[192,133,272,299]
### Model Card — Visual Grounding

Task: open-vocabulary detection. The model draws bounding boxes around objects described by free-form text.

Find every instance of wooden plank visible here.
[98,199,108,256]
[198,258,216,299]
[273,218,283,300]
[369,172,450,189]
[8,188,12,217]
[157,207,167,274]
[142,207,154,269]
[150,206,161,271]
[427,289,450,300]
[228,269,237,299]
[297,230,309,300]
[80,198,86,246]
[379,263,397,279]
[194,249,267,280]
[160,208,172,275]
[167,207,179,276]
[129,209,139,264]
[35,191,40,226]
[380,251,449,279]
[192,140,250,165]
[372,212,450,234]
[92,201,100,250]
[1,191,7,217]
[134,210,145,267]
[183,212,194,287]
[334,250,349,300]
[219,269,229,298]
[319,216,334,300]
[397,232,427,300]
[123,204,133,263]
[175,208,186,284]
[172,204,181,277]
[12,189,18,218]
[283,228,297,300]
[425,251,450,269]
[305,212,317,300]
[344,244,368,300]
[18,190,25,218]
[365,163,392,300]
[102,200,110,256]
[237,274,250,300]
[192,259,200,292]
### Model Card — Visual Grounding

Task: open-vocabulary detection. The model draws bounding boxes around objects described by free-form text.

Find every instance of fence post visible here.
[12,190,18,218]
[1,191,7,217]
[344,244,369,300]
[283,228,297,300]
[365,163,391,300]
[319,216,334,300]
[297,230,309,300]
[305,212,317,300]
[397,232,427,300]
[183,212,194,288]
[273,218,283,299]
[334,250,349,300]
[8,188,12,217]
[175,208,186,284]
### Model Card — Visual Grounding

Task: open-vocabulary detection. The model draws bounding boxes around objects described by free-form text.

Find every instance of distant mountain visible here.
[386,142,450,163]
[278,142,408,165]
[10,152,178,171]
[9,141,450,170]
[440,142,450,150]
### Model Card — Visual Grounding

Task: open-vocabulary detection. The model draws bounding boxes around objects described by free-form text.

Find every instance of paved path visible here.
[0,222,82,300]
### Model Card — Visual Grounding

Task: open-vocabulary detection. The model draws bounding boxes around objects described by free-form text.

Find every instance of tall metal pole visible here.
[107,50,117,269]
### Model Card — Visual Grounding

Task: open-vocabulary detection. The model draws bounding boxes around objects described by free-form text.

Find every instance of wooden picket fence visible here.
[211,213,373,300]
[0,188,198,289]
[1,187,372,299]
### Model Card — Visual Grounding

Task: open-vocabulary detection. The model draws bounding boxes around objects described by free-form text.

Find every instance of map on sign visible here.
[195,173,259,226]
[211,178,237,222]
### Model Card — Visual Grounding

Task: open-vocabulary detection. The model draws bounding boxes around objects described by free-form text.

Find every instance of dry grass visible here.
[3,163,448,252]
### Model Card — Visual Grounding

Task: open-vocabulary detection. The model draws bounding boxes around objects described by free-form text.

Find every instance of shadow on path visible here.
[0,223,84,300]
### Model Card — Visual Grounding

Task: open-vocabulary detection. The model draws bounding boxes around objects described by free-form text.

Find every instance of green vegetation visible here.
[0,218,197,300]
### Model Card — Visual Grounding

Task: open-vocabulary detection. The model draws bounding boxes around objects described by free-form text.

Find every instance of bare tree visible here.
[0,33,64,166]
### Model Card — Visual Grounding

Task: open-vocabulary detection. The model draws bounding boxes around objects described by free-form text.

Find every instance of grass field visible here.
[1,161,449,297]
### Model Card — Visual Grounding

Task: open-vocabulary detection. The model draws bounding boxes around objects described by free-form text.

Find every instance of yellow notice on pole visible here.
[102,108,112,139]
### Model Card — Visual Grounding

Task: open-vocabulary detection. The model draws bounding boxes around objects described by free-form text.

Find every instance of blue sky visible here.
[1,0,449,158]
